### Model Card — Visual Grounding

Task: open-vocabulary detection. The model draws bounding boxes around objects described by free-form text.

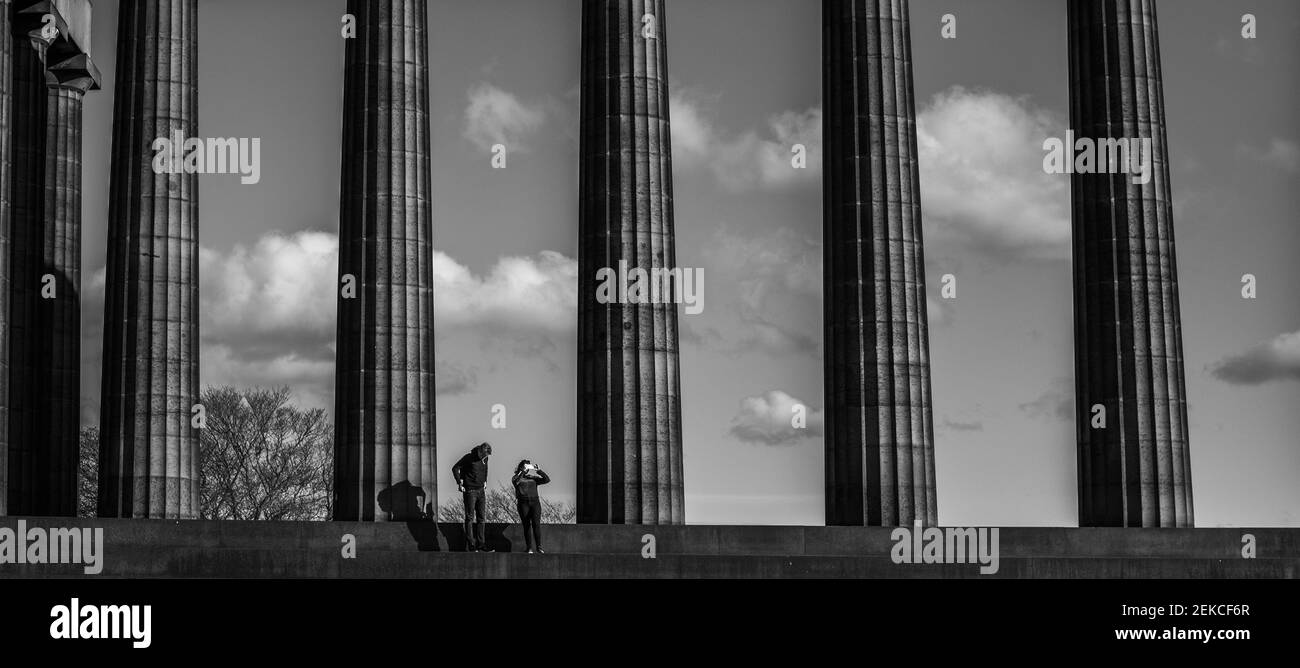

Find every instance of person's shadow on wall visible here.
[376,482,517,553]
[377,480,442,552]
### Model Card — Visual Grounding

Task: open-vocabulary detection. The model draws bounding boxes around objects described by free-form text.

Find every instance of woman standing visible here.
[511,460,551,554]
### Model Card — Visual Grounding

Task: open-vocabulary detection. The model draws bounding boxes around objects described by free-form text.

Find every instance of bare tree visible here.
[437,484,576,524]
[199,386,333,521]
[79,426,99,517]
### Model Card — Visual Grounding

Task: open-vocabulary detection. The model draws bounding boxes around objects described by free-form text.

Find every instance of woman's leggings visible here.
[517,499,542,550]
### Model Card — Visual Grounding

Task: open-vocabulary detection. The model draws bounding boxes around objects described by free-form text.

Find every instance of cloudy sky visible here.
[77,0,1299,526]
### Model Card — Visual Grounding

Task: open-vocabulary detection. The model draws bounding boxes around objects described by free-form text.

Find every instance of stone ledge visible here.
[2,549,1296,579]
[1,518,1295,579]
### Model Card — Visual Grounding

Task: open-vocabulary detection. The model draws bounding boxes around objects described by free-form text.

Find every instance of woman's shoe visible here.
[527,549,535,554]
[536,547,546,554]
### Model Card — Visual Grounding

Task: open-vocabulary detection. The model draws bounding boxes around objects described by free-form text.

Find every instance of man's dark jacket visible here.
[453,448,489,490]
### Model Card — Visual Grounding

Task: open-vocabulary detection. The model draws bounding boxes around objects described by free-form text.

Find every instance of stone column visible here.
[577,0,684,524]
[36,66,98,517]
[334,0,437,522]
[5,1,98,516]
[823,0,937,527]
[7,3,51,516]
[100,0,200,519]
[1069,0,1192,527]
[0,0,11,516]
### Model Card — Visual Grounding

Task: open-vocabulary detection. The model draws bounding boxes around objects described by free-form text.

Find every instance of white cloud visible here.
[1210,330,1300,385]
[202,344,335,410]
[82,231,576,420]
[729,390,823,445]
[917,86,1070,260]
[463,82,547,151]
[201,231,338,360]
[675,85,1071,258]
[201,229,577,341]
[197,231,340,410]
[669,91,715,159]
[672,86,1071,258]
[433,249,577,334]
[670,90,820,191]
[1237,137,1300,173]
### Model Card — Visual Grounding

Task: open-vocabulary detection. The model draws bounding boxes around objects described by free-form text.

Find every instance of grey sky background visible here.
[76,0,1299,526]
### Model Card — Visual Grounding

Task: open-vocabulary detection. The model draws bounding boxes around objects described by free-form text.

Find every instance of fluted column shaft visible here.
[578,0,684,525]
[823,0,936,527]
[5,1,97,516]
[1069,0,1192,527]
[100,0,200,519]
[334,0,437,522]
[6,33,46,515]
[0,0,12,516]
[30,85,86,516]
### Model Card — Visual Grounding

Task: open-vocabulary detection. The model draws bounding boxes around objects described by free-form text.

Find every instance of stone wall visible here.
[1,518,1294,578]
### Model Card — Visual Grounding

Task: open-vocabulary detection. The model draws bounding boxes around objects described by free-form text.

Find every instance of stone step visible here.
[3,547,1296,579]
[4,518,1295,560]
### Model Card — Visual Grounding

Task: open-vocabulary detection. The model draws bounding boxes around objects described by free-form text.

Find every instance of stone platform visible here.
[0,518,1296,578]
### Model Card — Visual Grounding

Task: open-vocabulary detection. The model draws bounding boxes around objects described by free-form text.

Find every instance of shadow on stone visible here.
[377,480,442,552]
[405,520,442,552]
[377,480,427,521]
[486,524,514,553]
[437,522,515,553]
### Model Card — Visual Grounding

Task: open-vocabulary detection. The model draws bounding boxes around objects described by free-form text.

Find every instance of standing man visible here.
[452,443,493,552]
